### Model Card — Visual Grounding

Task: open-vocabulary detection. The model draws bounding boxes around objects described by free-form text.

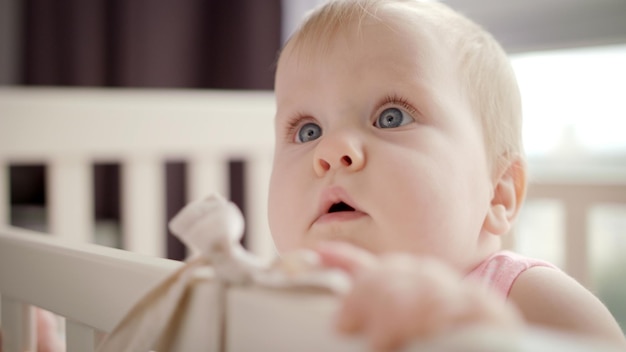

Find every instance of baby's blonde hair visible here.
[281,0,523,173]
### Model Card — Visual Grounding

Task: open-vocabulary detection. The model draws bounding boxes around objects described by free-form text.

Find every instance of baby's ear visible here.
[484,157,527,235]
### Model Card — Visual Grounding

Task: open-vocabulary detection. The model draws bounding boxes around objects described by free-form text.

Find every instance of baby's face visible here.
[269,16,496,270]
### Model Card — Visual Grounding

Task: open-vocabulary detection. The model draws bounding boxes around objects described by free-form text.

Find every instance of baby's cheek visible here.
[268,191,291,247]
[272,233,303,254]
[268,183,312,253]
[268,209,299,253]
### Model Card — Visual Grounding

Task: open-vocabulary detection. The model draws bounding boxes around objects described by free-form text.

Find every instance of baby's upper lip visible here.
[316,186,362,218]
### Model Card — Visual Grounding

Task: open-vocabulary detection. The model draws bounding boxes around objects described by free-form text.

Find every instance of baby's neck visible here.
[464,235,503,275]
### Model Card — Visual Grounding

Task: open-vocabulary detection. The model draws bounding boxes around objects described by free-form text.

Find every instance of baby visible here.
[267,0,625,350]
[8,1,623,351]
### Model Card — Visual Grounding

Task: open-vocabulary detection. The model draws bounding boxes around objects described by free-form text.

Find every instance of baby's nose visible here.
[313,133,364,176]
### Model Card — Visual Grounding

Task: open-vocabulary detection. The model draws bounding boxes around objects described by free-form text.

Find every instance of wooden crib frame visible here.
[1,87,625,351]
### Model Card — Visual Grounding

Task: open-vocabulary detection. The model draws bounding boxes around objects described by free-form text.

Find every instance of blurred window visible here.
[511,45,626,155]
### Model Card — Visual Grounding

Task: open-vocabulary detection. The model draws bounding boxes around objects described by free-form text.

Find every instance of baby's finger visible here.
[315,241,377,276]
[36,309,64,352]
[369,327,407,352]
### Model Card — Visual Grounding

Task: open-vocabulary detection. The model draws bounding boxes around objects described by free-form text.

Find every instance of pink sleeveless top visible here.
[464,250,558,298]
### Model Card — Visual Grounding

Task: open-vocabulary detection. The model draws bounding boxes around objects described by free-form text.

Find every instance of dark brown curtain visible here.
[22,0,282,89]
[16,0,282,259]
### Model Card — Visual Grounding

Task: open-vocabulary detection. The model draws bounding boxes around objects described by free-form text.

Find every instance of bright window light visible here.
[510,45,626,156]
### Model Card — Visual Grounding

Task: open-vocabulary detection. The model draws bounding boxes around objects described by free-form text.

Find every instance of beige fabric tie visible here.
[96,194,349,352]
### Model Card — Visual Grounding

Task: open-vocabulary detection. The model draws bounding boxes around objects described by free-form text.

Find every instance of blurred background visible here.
[1,0,625,331]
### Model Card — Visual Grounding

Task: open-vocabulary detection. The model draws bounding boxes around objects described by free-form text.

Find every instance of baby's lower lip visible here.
[315,211,367,224]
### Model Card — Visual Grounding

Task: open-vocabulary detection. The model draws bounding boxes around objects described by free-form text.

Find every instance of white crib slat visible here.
[0,297,36,352]
[122,157,165,257]
[564,201,590,288]
[49,158,93,242]
[245,152,276,261]
[65,320,95,352]
[0,160,7,226]
[187,153,228,203]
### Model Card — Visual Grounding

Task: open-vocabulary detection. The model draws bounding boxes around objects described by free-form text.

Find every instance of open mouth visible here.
[328,201,355,213]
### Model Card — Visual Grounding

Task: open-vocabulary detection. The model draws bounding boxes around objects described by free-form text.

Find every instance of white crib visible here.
[1,87,625,351]
[0,87,277,259]
[0,87,277,351]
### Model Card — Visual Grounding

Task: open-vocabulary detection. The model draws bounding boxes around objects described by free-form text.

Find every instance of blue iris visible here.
[297,122,322,142]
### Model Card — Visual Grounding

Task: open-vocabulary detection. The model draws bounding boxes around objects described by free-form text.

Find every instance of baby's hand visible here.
[316,242,521,352]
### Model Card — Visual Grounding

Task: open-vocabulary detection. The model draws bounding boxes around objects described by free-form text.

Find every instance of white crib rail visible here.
[0,226,188,351]
[0,225,344,352]
[525,157,626,288]
[3,226,623,352]
[0,87,276,260]
[0,226,366,352]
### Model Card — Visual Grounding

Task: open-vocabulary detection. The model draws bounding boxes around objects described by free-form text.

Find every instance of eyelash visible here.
[284,112,313,142]
[378,94,418,117]
[283,94,418,141]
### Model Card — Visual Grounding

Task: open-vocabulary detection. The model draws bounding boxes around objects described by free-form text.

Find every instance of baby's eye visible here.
[375,107,414,128]
[296,122,322,143]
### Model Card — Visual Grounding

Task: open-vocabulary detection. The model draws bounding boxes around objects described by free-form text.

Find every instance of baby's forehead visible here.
[280,4,455,68]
